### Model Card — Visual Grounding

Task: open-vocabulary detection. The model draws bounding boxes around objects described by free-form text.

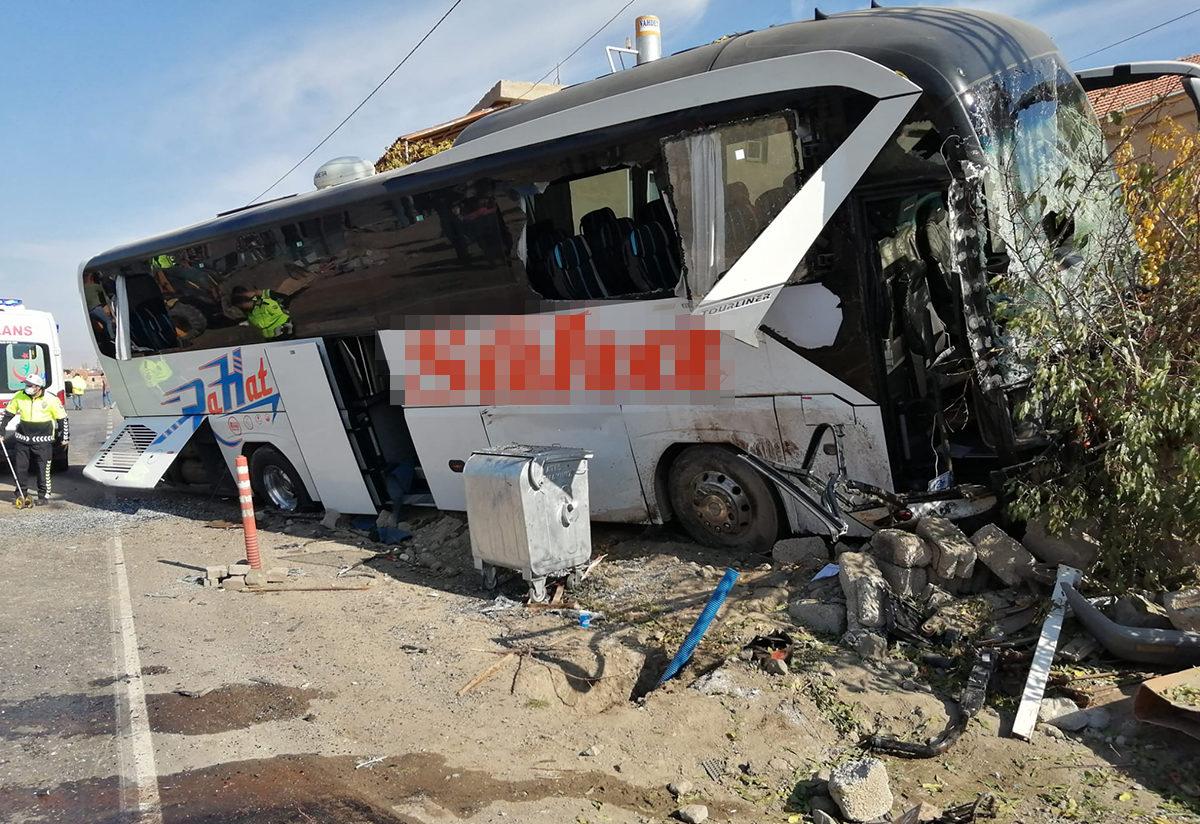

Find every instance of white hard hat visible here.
[24,374,46,388]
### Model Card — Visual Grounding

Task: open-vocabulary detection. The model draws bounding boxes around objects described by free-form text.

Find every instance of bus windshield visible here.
[969,55,1133,287]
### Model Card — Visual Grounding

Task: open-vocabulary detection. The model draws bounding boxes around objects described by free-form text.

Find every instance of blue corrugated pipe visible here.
[656,566,740,688]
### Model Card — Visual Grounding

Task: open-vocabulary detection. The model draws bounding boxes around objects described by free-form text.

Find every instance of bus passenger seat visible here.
[548,236,608,299]
[580,208,638,295]
[625,223,679,291]
[526,221,567,297]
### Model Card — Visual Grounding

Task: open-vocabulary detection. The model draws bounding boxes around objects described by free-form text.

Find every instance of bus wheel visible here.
[667,445,781,553]
[248,446,312,513]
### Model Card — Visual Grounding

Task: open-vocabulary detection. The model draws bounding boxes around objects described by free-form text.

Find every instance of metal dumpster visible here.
[463,444,593,600]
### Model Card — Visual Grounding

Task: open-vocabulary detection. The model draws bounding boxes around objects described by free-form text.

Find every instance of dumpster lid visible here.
[470,443,593,462]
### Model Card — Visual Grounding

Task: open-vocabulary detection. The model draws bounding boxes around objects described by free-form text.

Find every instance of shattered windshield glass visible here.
[964,55,1135,380]
[969,55,1131,278]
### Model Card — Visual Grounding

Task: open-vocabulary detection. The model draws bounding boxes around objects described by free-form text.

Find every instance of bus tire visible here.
[667,444,782,553]
[248,446,312,513]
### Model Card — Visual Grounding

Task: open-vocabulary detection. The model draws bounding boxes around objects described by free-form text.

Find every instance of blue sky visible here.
[1,0,1195,364]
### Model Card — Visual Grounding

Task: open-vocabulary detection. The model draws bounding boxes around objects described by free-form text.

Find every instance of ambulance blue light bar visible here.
[0,298,24,307]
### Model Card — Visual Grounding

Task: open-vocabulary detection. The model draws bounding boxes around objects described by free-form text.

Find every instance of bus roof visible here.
[85,5,1055,271]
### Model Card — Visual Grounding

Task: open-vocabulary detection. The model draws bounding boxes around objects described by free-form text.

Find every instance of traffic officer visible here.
[1,374,68,505]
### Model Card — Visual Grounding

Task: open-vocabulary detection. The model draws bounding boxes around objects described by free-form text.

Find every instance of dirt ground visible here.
[2,410,1199,823]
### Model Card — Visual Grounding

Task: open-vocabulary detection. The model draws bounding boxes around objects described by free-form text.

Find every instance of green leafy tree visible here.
[992,103,1200,586]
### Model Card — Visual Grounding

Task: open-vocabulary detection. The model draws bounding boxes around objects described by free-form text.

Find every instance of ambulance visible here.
[0,299,70,470]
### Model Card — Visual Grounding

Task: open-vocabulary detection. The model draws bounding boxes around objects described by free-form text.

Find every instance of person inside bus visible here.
[84,272,115,344]
[1,373,68,505]
[231,286,293,339]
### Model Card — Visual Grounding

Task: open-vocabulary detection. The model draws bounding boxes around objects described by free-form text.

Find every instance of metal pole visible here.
[0,437,28,505]
[235,455,263,570]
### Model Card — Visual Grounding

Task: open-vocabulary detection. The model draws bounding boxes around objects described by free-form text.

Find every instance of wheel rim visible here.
[691,469,753,537]
[262,465,299,511]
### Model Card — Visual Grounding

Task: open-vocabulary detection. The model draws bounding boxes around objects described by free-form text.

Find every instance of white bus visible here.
[78,7,1200,551]
[1,299,71,471]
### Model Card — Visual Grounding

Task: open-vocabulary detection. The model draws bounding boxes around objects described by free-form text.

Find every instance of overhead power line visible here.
[1072,6,1200,63]
[248,0,465,205]
[513,0,638,102]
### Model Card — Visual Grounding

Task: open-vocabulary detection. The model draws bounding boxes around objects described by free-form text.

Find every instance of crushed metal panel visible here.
[83,416,193,488]
[694,92,921,343]
[1011,564,1083,741]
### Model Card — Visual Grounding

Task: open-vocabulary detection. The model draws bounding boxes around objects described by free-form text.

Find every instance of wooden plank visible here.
[1011,565,1082,741]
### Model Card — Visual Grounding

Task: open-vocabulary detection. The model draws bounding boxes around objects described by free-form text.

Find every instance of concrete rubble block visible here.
[228,561,251,577]
[970,524,1036,586]
[674,804,709,824]
[773,536,830,567]
[853,631,888,661]
[376,508,398,530]
[1039,696,1088,731]
[205,565,228,582]
[877,559,928,600]
[787,599,847,636]
[838,552,889,629]
[1021,517,1100,570]
[1112,593,1176,630]
[265,567,289,584]
[222,577,247,592]
[668,780,693,798]
[812,811,838,824]
[1164,587,1200,633]
[829,757,894,822]
[245,569,268,587]
[915,517,976,588]
[870,528,933,568]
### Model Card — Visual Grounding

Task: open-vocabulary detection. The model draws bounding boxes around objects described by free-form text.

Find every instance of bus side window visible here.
[124,268,180,355]
[526,161,682,301]
[662,111,804,298]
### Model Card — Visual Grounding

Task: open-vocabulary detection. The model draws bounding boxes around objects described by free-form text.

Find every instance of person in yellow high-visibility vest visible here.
[231,287,293,339]
[70,372,87,410]
[1,374,68,504]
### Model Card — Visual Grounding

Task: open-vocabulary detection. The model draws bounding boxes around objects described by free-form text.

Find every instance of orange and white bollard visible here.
[235,455,262,570]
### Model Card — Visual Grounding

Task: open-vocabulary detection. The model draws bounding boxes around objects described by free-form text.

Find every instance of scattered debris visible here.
[1011,565,1082,740]
[656,567,739,688]
[829,757,893,822]
[1063,583,1200,666]
[838,552,888,631]
[1038,696,1089,732]
[788,599,846,636]
[744,631,793,675]
[580,744,601,757]
[668,780,693,798]
[174,687,215,699]
[354,755,384,770]
[458,653,518,697]
[1165,587,1200,633]
[970,524,1035,586]
[674,803,709,823]
[1133,666,1200,740]
[1111,592,1176,630]
[699,757,726,782]
[866,648,996,757]
[773,535,829,566]
[916,517,976,591]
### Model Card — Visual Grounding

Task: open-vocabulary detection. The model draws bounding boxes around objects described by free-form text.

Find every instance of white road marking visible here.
[107,485,163,820]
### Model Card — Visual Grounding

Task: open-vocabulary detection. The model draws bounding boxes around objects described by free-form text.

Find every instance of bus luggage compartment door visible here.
[264,341,375,514]
[84,416,196,488]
